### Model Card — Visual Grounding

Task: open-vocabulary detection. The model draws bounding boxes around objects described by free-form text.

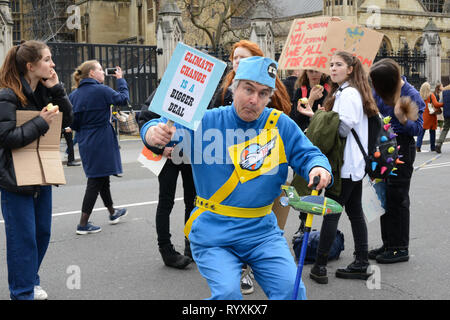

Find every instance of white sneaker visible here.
[240,266,254,295]
[34,286,48,300]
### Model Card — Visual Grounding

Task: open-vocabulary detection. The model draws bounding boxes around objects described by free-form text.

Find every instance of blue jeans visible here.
[416,129,435,150]
[1,186,52,300]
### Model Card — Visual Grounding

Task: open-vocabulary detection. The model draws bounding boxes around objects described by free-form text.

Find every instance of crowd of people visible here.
[0,38,448,300]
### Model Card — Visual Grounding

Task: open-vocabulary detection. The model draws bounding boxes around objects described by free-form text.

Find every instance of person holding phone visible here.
[70,60,129,235]
[105,68,118,76]
[0,40,73,300]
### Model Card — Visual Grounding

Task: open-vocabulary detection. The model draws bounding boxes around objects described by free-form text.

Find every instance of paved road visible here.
[1,137,450,300]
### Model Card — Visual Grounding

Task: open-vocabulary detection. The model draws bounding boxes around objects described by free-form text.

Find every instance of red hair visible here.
[220,40,291,114]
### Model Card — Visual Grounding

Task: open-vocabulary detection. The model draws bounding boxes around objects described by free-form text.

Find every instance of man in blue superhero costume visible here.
[141,56,332,299]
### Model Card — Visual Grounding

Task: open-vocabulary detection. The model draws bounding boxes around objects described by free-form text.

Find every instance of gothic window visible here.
[13,20,21,42]
[378,36,393,55]
[266,29,273,58]
[10,0,20,13]
[9,0,22,41]
[147,0,154,23]
[421,0,444,13]
[173,24,182,43]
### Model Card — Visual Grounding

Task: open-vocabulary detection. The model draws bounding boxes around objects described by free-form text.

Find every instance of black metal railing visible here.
[193,43,230,64]
[375,44,427,90]
[45,42,158,109]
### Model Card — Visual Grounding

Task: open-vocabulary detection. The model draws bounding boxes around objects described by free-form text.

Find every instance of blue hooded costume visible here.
[141,57,332,300]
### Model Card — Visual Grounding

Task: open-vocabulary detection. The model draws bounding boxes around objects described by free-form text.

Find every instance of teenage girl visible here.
[309,51,379,284]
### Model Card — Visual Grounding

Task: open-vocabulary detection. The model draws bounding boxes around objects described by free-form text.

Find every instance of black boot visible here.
[368,245,386,260]
[309,253,328,284]
[184,237,193,260]
[335,251,372,280]
[159,244,192,269]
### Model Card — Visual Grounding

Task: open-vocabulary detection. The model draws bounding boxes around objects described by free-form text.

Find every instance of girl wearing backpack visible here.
[368,59,423,264]
[289,70,331,242]
[309,51,379,284]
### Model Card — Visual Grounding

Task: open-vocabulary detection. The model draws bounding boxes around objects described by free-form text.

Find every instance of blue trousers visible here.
[1,186,52,300]
[416,128,435,150]
[191,233,307,300]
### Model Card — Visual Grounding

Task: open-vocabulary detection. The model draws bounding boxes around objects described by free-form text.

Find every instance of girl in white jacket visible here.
[310,51,379,284]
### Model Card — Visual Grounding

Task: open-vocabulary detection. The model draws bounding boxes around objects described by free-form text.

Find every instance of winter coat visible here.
[69,78,129,178]
[289,83,329,132]
[291,110,345,197]
[0,77,73,194]
[139,89,163,155]
[422,93,443,130]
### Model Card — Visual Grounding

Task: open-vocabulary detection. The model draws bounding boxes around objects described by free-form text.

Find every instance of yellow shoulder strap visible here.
[184,109,282,238]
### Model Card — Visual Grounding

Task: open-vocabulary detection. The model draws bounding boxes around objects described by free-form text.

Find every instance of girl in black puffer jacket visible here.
[0,40,73,300]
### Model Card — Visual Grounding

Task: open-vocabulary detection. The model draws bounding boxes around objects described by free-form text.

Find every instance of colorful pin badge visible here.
[372,162,378,171]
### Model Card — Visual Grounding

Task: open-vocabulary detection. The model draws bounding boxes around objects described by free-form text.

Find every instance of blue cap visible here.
[234,56,278,89]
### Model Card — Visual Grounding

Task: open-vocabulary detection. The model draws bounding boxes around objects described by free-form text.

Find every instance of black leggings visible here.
[82,176,113,215]
[380,134,415,250]
[156,160,196,247]
[317,178,368,259]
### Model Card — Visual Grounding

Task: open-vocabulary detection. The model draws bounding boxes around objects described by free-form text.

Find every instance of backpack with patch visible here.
[351,114,400,179]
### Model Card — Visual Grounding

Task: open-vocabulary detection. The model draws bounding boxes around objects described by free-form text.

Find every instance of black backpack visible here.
[293,229,345,264]
[351,114,399,179]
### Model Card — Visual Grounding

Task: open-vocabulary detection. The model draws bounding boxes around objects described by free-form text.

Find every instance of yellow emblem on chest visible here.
[228,129,287,183]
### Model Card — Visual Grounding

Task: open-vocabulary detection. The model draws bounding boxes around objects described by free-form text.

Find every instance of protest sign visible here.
[278,17,384,74]
[137,146,167,176]
[278,16,333,73]
[150,42,226,131]
[12,111,66,186]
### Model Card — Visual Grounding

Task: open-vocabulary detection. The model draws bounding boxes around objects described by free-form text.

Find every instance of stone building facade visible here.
[0,0,13,64]
[274,0,449,85]
[3,0,449,84]
[73,0,159,45]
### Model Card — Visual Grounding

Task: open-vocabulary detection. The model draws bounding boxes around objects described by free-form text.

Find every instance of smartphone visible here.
[105,68,117,76]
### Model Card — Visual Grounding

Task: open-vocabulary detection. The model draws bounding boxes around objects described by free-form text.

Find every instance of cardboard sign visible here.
[150,42,226,130]
[12,111,66,186]
[278,17,384,73]
[137,146,167,176]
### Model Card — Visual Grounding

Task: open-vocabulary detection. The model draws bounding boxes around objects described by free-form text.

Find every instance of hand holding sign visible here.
[146,122,176,147]
[150,42,226,131]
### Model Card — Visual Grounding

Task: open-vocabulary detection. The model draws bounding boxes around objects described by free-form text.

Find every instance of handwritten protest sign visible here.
[278,17,333,73]
[150,42,226,130]
[278,17,384,74]
[322,20,384,72]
